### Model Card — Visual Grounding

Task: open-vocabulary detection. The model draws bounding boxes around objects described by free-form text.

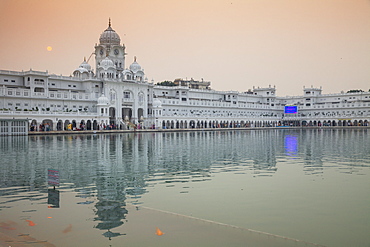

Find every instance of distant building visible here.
[174,78,211,90]
[0,20,369,134]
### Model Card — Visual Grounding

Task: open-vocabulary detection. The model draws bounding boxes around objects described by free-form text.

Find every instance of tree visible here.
[347,89,364,93]
[156,81,176,86]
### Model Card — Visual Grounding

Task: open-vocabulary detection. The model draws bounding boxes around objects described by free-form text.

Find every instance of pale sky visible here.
[0,0,369,96]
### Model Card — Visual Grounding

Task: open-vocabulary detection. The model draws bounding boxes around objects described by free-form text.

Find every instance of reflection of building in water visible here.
[298,129,370,175]
[93,159,128,235]
[298,130,325,175]
[285,135,298,157]
[148,131,279,177]
[248,131,279,175]
[1,130,369,243]
[1,130,369,219]
[1,130,369,189]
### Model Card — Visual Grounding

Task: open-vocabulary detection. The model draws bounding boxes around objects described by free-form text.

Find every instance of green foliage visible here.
[347,89,364,93]
[156,80,176,86]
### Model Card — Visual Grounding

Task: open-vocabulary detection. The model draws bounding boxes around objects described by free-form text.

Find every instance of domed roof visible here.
[122,68,133,74]
[152,98,162,108]
[79,58,91,71]
[74,68,88,74]
[129,56,141,73]
[100,57,115,69]
[99,19,120,45]
[97,94,110,105]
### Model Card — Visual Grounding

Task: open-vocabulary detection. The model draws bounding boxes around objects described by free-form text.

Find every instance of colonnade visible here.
[26,117,370,132]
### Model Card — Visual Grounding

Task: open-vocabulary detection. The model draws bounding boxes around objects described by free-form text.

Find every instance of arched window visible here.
[138,92,144,104]
[110,89,116,102]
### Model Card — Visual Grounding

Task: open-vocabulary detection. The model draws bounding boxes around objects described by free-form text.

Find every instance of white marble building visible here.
[1,20,153,131]
[0,20,369,133]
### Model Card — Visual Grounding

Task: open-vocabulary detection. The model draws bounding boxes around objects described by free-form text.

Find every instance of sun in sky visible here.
[46,46,52,52]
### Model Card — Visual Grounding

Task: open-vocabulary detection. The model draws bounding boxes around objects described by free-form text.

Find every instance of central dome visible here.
[99,19,120,45]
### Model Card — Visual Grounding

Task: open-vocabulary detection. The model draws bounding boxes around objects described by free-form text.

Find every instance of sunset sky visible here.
[0,0,369,96]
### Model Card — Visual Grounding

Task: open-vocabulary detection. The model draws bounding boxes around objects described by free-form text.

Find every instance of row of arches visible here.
[30,119,102,131]
[302,119,369,127]
[29,118,134,132]
[107,107,144,125]
[161,119,370,129]
[28,118,369,132]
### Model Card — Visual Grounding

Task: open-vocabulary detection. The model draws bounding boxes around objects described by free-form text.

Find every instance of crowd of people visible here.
[29,122,149,131]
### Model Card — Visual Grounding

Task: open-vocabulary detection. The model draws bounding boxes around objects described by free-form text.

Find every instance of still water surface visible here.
[0,129,369,246]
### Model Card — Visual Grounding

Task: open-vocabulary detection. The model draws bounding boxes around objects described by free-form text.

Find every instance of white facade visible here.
[153,85,370,128]
[0,21,369,131]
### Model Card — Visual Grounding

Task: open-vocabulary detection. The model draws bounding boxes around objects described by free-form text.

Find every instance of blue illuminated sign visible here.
[284,106,298,114]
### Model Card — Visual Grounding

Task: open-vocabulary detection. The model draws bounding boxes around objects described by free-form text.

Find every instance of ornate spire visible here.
[109,18,111,27]
[134,56,137,62]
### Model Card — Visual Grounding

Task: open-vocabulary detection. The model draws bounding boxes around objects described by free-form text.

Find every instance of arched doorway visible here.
[137,108,144,122]
[30,119,38,131]
[79,120,86,130]
[42,119,53,131]
[72,120,77,130]
[57,120,63,131]
[93,120,99,130]
[122,107,132,122]
[109,107,116,125]
[64,120,70,130]
[189,120,196,128]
